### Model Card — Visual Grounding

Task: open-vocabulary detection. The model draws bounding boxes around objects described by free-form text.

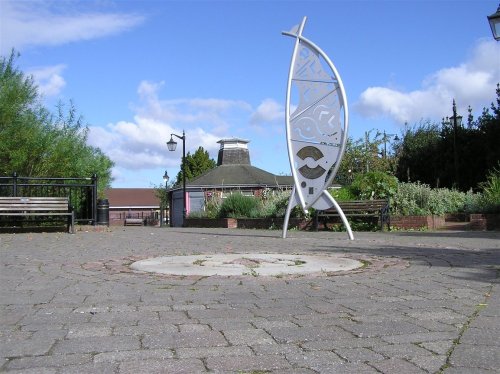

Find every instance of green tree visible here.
[336,130,394,186]
[394,121,441,187]
[0,51,114,194]
[393,85,500,191]
[349,171,398,199]
[173,146,216,185]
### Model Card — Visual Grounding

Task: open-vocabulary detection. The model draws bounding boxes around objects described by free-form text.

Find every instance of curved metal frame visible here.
[282,17,353,240]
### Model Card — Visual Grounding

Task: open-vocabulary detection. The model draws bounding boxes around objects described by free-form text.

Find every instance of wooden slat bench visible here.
[0,197,74,233]
[314,199,390,231]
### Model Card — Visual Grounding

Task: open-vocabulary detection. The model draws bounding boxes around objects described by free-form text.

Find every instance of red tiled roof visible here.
[104,188,160,208]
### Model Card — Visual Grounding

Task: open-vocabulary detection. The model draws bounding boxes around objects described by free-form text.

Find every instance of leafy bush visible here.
[463,191,488,213]
[349,171,398,199]
[218,193,261,218]
[204,196,222,218]
[391,182,470,215]
[391,182,430,216]
[260,190,286,218]
[191,189,307,219]
[478,164,500,213]
[259,190,306,218]
[328,187,356,201]
[328,220,378,232]
[427,188,467,215]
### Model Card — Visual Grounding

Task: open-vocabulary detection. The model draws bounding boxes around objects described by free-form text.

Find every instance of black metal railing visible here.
[0,172,98,225]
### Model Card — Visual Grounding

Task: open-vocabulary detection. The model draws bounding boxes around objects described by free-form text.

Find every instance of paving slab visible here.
[0,227,499,373]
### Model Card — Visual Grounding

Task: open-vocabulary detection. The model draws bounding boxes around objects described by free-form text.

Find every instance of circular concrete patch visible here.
[130,254,362,276]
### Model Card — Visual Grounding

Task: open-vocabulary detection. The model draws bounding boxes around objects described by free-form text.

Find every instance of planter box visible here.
[185,214,500,231]
[469,214,500,230]
[185,218,237,228]
[390,215,446,230]
[185,217,309,230]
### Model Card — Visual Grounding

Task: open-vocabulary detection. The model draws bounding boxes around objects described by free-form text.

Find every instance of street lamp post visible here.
[161,170,169,227]
[167,130,186,226]
[488,4,500,41]
[443,100,462,188]
[381,130,399,159]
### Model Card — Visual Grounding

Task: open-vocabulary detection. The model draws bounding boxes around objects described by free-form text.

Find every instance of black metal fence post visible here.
[12,172,17,197]
[92,174,98,225]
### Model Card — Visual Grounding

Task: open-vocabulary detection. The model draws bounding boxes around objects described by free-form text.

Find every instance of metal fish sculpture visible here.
[282,17,353,240]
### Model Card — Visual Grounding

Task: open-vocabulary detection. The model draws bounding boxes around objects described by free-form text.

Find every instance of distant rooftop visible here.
[105,188,159,208]
[188,164,292,188]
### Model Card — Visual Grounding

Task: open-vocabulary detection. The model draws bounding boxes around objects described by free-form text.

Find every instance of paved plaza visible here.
[1,227,499,373]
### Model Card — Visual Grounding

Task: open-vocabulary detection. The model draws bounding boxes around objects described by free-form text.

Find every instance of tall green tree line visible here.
[395,85,500,191]
[335,85,499,192]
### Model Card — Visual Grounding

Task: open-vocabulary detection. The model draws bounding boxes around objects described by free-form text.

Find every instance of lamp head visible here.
[167,136,177,151]
[488,5,500,41]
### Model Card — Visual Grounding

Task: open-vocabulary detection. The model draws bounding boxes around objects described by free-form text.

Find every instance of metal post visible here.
[167,131,187,227]
[92,174,98,225]
[12,172,17,197]
[181,130,186,225]
[452,100,459,188]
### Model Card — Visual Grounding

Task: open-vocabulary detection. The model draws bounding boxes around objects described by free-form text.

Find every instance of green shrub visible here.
[218,193,261,218]
[427,188,467,215]
[391,182,430,216]
[349,172,398,199]
[463,191,488,213]
[328,187,356,201]
[204,196,222,218]
[259,190,306,218]
[478,164,500,213]
[391,182,471,216]
[328,219,378,232]
[259,190,287,218]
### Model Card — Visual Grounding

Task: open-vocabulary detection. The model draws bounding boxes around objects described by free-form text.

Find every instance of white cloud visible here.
[0,0,144,54]
[27,64,66,97]
[355,39,500,124]
[88,81,253,172]
[88,81,288,182]
[89,116,221,170]
[250,98,284,125]
[133,80,252,134]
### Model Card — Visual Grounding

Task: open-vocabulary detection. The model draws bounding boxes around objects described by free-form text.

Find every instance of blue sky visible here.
[1,0,499,188]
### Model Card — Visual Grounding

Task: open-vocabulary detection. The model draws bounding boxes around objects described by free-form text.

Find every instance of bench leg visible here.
[68,212,75,234]
[313,211,318,231]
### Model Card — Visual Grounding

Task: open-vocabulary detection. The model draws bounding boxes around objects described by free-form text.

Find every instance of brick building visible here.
[167,138,293,227]
[104,188,160,226]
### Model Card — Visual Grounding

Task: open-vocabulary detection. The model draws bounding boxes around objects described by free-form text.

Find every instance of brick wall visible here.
[185,217,306,230]
[470,214,500,230]
[390,215,445,230]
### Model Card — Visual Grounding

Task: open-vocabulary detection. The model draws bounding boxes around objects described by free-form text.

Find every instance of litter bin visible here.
[97,199,109,226]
